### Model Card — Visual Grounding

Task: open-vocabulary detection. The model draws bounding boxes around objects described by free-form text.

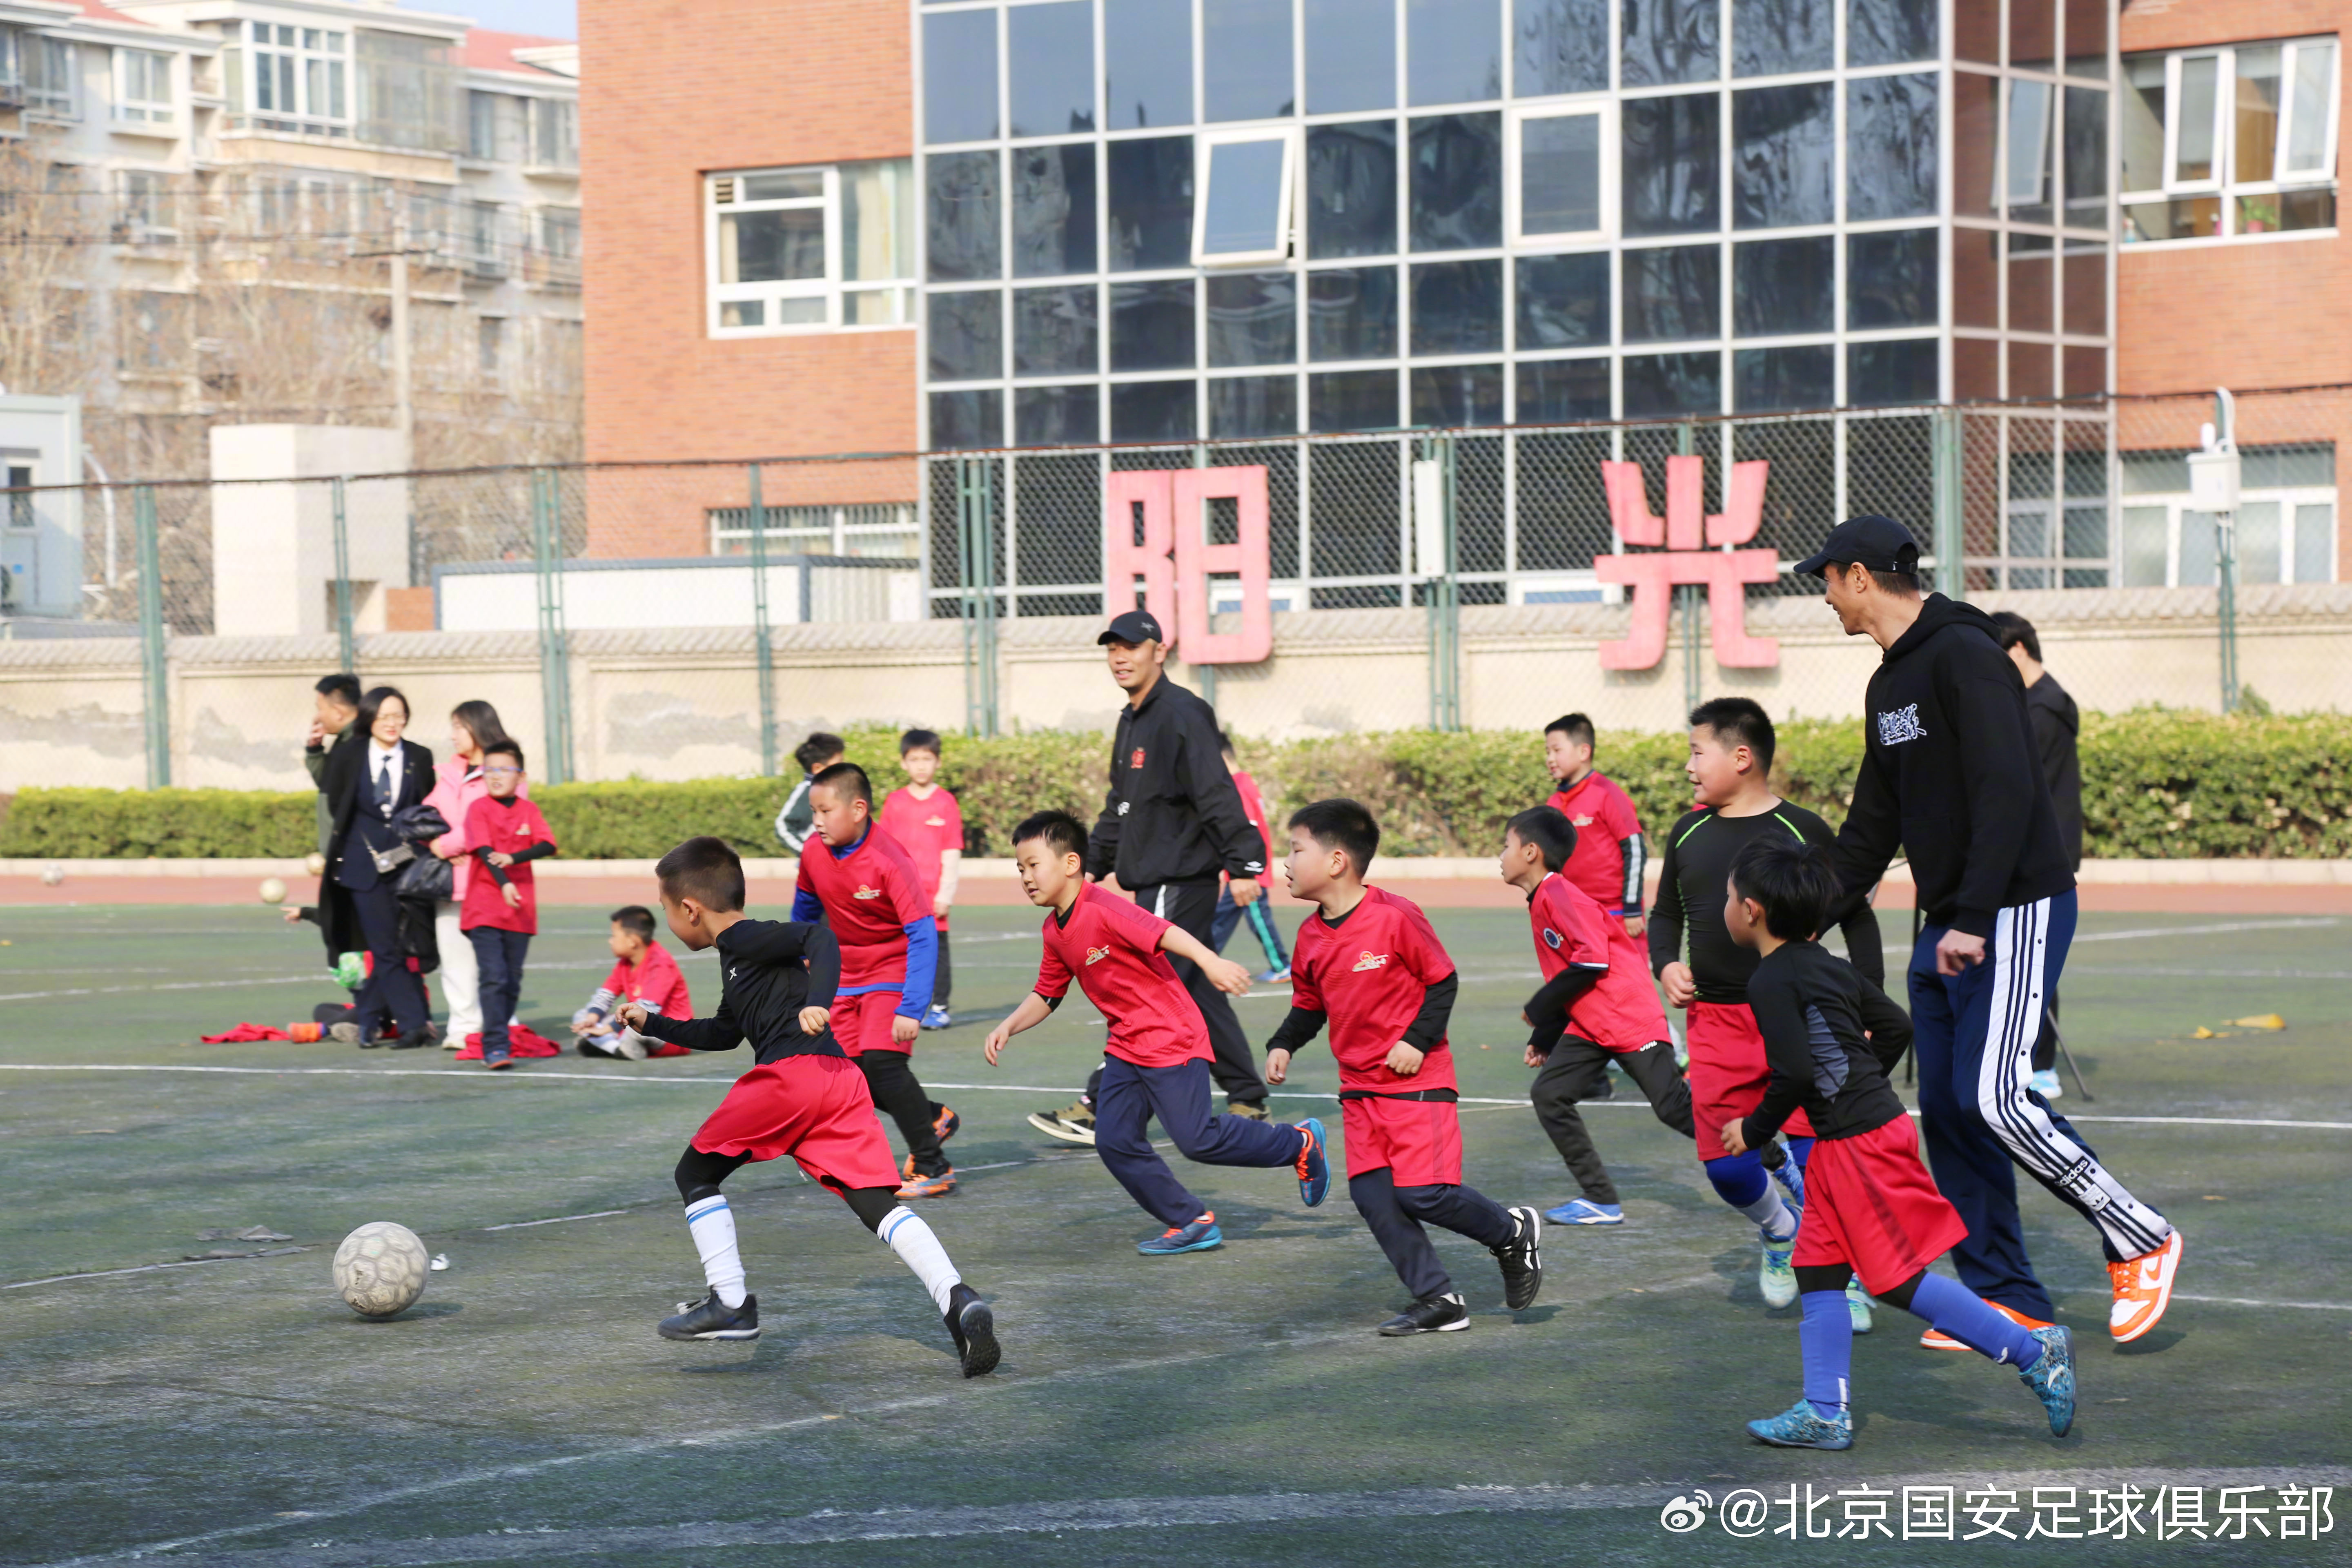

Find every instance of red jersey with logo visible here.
[1545,771,1644,916]
[878,785,963,929]
[1288,886,1459,1094]
[458,795,555,934]
[1530,871,1657,1053]
[600,942,691,1020]
[1231,770,1275,887]
[794,825,929,989]
[1031,882,1208,1069]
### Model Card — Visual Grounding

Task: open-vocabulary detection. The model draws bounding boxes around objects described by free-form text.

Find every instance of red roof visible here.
[462,29,571,73]
[65,0,154,27]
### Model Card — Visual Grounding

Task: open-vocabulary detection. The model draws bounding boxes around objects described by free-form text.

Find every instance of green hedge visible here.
[3,711,2345,860]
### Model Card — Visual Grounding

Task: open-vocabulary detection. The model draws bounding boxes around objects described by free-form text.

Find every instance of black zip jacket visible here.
[2025,672,2084,872]
[635,918,844,1065]
[1740,940,1914,1149]
[1086,675,1265,887]
[1827,595,2075,938]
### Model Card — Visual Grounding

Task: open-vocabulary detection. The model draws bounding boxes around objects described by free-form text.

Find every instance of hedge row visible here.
[3,711,2346,860]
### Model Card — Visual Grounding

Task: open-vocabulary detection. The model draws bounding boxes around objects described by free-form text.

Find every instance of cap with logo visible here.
[1792,514,1922,578]
[1098,608,1164,646]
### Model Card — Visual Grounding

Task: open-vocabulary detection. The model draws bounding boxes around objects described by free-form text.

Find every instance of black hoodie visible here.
[1828,595,2075,938]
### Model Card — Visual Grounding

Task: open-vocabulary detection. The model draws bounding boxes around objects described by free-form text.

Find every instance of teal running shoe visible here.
[1746,1397,1853,1450]
[2019,1324,2076,1437]
[1847,1276,1875,1334]
[1294,1117,1330,1207]
[1138,1213,1224,1256]
[1760,1231,1799,1308]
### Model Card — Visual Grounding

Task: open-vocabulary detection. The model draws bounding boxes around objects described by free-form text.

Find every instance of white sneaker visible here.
[1760,1229,1798,1309]
[616,1029,650,1061]
[2029,1068,2062,1100]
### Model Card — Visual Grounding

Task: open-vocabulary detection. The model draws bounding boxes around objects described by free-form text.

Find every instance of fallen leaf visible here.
[2192,1027,2216,1039]
[70,1128,119,1136]
[2229,1013,2286,1030]
[429,1253,450,1271]
[2202,1194,2227,1201]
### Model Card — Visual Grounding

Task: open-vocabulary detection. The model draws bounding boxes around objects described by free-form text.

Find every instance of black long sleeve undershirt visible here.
[1523,962,1606,1054]
[1264,971,1459,1058]
[474,838,554,887]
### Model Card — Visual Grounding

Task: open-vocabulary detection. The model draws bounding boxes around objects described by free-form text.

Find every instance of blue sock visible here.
[1907,1273,2042,1369]
[1799,1290,1851,1419]
[1786,1136,1815,1170]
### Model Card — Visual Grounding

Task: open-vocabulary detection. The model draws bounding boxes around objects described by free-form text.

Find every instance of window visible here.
[243,22,348,135]
[538,206,579,260]
[2122,38,2339,243]
[708,502,920,559]
[115,48,173,126]
[1510,103,1610,243]
[468,91,499,159]
[25,36,75,119]
[118,169,176,238]
[477,316,503,379]
[1195,129,1297,265]
[708,160,916,336]
[2118,443,2337,585]
[528,97,576,169]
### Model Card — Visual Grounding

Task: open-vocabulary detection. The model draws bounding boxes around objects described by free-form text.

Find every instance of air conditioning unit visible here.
[711,176,736,204]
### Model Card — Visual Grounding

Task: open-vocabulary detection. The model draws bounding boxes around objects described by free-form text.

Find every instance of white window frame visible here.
[113,47,174,127]
[1192,126,1298,267]
[2122,487,2338,587]
[706,501,920,557]
[2123,37,2341,245]
[706,163,916,338]
[244,20,349,136]
[118,168,177,240]
[25,35,76,120]
[2005,77,2057,208]
[1507,100,1616,248]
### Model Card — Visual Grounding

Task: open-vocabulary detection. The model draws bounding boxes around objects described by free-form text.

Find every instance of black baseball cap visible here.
[1098,608,1164,645]
[1793,515,1922,577]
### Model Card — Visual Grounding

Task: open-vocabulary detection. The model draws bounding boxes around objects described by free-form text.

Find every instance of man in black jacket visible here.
[1027,609,1272,1144]
[1989,611,2082,1099]
[1800,517,2181,1348]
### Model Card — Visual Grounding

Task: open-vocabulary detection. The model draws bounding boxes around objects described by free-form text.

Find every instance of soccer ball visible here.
[258,877,287,904]
[333,1221,429,1319]
[305,852,326,877]
[38,864,63,886]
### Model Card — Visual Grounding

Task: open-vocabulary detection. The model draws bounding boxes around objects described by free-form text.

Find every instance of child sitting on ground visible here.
[575,904,694,1059]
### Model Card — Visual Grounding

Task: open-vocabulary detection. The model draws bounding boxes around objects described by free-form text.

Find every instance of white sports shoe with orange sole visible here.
[2108,1228,2184,1343]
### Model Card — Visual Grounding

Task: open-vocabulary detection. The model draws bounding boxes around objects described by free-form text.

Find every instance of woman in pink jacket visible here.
[424,700,528,1049]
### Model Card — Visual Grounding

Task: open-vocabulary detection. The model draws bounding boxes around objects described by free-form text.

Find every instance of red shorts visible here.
[690,1054,902,1193]
[829,989,906,1058]
[1339,1095,1464,1187]
[1791,1115,1970,1298]
[1686,1000,1814,1160]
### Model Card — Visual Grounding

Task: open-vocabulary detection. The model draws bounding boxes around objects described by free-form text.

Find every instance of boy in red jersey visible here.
[1721,837,2073,1450]
[985,810,1330,1256]
[795,762,957,1200]
[1265,798,1541,1334]
[1209,732,1291,982]
[458,740,555,1071]
[1541,713,1668,1038]
[1500,806,1702,1223]
[617,836,998,1376]
[574,904,693,1059]
[877,728,963,1031]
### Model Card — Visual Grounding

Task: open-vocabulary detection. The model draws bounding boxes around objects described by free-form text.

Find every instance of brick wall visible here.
[577,0,918,557]
[2117,0,2352,578]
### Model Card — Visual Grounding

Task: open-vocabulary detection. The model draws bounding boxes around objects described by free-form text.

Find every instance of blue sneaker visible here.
[1545,1198,1624,1226]
[2029,1068,2062,1100]
[2019,1324,2076,1437]
[1293,1118,1330,1208]
[1771,1152,1807,1210]
[1137,1212,1223,1256]
[921,1004,952,1031]
[1258,965,1292,984]
[1746,1397,1853,1450]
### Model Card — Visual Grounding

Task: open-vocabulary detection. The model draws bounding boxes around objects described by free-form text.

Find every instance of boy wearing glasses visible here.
[461,741,557,1069]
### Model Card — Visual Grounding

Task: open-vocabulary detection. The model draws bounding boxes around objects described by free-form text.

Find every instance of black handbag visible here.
[390,802,455,900]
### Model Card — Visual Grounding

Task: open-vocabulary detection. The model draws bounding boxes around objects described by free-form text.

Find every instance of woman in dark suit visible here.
[318,686,437,1047]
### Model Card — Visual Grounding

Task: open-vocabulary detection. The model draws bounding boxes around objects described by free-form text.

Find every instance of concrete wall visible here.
[208,426,412,638]
[434,558,925,632]
[1,584,2345,791]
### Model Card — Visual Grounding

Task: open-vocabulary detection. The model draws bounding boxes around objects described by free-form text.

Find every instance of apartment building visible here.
[0,0,584,480]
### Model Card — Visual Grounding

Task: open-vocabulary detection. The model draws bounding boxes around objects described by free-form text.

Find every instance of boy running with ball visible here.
[987,811,1330,1256]
[617,837,999,1377]
[1721,837,2073,1450]
[1265,799,1542,1334]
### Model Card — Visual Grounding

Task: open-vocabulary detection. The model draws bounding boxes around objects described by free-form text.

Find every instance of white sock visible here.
[685,1195,747,1308]
[877,1204,961,1316]
[1742,1189,1795,1243]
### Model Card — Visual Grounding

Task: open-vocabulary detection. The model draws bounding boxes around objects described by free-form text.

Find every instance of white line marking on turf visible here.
[2071,916,2339,944]
[2,1256,267,1290]
[478,1209,628,1232]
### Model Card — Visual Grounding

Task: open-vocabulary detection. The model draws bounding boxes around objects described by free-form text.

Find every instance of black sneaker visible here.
[943,1282,1000,1377]
[389,1026,436,1051]
[1377,1292,1469,1336]
[659,1290,760,1341]
[1492,1205,1544,1311]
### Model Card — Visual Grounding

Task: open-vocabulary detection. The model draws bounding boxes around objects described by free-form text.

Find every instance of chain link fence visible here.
[0,391,2342,793]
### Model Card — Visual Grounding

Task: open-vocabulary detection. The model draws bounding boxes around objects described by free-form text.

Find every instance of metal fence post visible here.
[134,484,170,788]
[1931,405,1965,598]
[330,474,356,678]
[1414,434,1461,731]
[1676,421,1701,717]
[747,463,779,774]
[531,468,575,783]
[956,457,1000,738]
[2217,511,2240,713]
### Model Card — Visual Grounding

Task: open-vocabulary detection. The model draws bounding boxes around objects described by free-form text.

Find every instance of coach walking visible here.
[1799,516,2183,1346]
[1026,609,1272,1145]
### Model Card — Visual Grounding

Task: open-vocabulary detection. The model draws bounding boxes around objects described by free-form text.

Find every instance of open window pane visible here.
[1514,0,1608,96]
[1105,0,1192,129]
[2286,44,2336,175]
[2175,57,2219,183]
[1307,0,1397,113]
[1200,137,1292,261]
[2005,79,2054,221]
[2235,47,2282,185]
[1520,112,1602,236]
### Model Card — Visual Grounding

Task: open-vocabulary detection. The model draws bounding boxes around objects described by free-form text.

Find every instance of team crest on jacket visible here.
[1541,928,1564,949]
[924,815,947,828]
[1875,704,1927,746]
[1352,951,1391,972]
[1571,814,1594,827]
[853,883,883,900]
[1085,944,1111,966]
[1130,748,1146,769]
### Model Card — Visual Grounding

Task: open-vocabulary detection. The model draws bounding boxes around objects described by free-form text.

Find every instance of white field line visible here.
[2070,917,2339,943]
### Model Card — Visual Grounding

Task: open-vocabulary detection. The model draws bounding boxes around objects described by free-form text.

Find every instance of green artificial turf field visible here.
[1,901,2346,1566]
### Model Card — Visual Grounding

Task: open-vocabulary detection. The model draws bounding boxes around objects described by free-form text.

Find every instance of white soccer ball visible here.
[258,876,287,904]
[305,851,327,878]
[333,1221,430,1319]
[38,864,63,886]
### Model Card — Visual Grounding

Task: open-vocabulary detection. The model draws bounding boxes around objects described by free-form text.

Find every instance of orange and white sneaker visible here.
[896,1167,957,1200]
[2108,1228,2183,1342]
[1920,1298,2052,1350]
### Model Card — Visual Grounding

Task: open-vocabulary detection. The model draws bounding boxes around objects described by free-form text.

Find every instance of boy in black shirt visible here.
[1721,836,2074,1451]
[618,836,999,1377]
